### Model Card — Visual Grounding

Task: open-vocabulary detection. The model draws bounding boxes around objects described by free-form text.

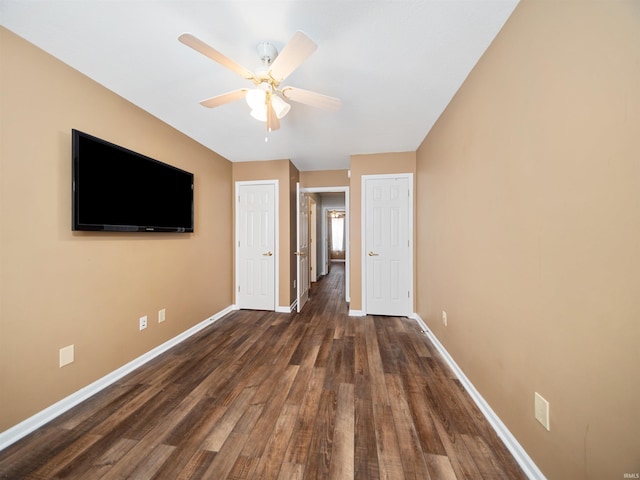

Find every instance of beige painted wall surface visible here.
[232,160,299,309]
[300,169,349,188]
[0,28,233,431]
[349,152,416,311]
[415,1,640,478]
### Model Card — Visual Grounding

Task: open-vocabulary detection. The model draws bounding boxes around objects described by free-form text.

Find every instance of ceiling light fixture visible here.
[246,84,291,122]
[179,31,341,133]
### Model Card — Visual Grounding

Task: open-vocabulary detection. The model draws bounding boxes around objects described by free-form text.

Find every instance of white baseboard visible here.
[348,309,365,317]
[276,300,296,313]
[0,305,235,451]
[410,313,546,480]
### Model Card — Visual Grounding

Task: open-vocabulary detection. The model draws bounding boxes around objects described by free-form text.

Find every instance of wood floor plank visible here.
[29,432,103,479]
[126,443,176,480]
[283,367,327,466]
[240,365,299,458]
[200,432,250,480]
[430,408,485,480]
[251,403,300,480]
[0,263,527,480]
[202,387,256,452]
[89,394,204,479]
[372,403,405,480]
[277,462,305,480]
[354,395,380,480]
[386,373,432,480]
[424,453,457,480]
[303,387,337,480]
[461,433,511,480]
[145,398,228,479]
[328,383,355,480]
[226,455,260,480]
[175,449,217,480]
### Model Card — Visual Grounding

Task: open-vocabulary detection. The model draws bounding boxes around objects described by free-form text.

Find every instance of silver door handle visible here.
[262,251,273,256]
[368,251,379,256]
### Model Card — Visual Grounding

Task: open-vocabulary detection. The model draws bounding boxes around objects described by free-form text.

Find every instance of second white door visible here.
[363,174,412,316]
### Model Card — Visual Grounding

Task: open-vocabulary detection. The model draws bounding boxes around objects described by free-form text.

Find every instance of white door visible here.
[310,198,317,283]
[296,183,310,312]
[363,175,412,316]
[236,182,276,310]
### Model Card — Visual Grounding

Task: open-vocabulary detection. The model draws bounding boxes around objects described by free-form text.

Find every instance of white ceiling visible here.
[1,0,518,171]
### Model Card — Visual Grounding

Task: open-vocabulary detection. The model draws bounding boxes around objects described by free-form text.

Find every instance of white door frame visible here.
[306,187,350,303]
[296,183,310,313]
[361,173,413,316]
[234,180,279,311]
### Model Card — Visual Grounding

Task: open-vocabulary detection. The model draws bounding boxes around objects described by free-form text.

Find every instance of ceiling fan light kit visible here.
[178,31,341,132]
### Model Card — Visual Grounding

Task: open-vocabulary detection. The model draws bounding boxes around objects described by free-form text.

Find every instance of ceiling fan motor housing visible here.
[257,42,278,65]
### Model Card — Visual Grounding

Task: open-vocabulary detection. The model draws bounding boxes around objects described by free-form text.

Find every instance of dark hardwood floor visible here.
[0,263,527,479]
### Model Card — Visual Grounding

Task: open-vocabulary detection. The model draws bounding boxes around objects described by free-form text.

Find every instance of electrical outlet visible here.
[158,308,166,323]
[442,310,448,326]
[139,315,148,331]
[534,392,550,430]
[59,345,74,367]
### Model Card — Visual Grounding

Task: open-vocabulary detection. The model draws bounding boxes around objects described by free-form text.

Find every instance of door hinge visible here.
[238,285,240,292]
[408,291,410,298]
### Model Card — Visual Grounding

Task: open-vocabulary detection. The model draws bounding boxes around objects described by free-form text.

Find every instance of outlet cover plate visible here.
[139,315,148,331]
[534,392,550,430]
[59,345,74,367]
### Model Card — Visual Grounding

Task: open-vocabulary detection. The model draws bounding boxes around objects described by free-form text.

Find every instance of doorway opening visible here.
[305,187,349,305]
[328,209,346,264]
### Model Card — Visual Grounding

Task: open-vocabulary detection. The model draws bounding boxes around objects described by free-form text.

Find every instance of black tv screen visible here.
[72,129,194,232]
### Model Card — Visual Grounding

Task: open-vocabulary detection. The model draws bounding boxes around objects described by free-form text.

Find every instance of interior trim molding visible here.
[0,305,235,451]
[410,313,546,480]
[276,300,296,313]
[348,309,365,317]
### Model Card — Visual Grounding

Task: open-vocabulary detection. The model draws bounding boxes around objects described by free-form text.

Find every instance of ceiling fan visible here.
[178,31,341,132]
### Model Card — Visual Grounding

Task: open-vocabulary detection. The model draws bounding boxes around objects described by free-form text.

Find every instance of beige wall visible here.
[300,169,349,188]
[0,28,233,431]
[415,1,640,478]
[349,152,416,311]
[232,160,299,308]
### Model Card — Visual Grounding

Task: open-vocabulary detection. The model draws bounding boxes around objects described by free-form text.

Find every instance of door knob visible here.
[368,251,379,256]
[262,251,273,256]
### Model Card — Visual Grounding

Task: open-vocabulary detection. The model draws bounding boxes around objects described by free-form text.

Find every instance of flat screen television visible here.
[72,129,194,232]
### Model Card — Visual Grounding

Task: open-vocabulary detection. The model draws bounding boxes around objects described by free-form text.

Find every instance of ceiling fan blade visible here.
[266,97,280,131]
[199,89,248,108]
[179,33,255,80]
[269,31,317,83]
[281,87,341,111]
